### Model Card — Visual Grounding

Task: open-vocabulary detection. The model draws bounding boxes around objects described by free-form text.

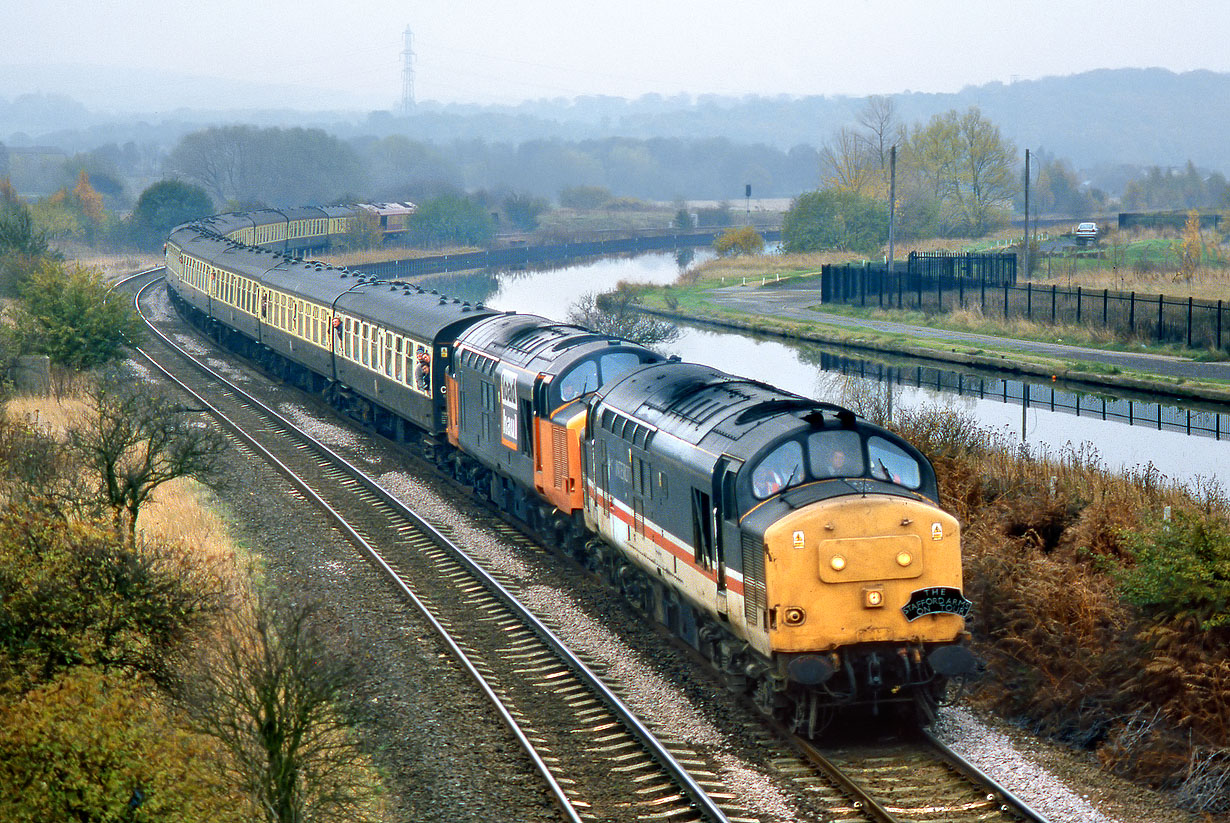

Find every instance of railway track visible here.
[129,271,740,823]
[120,269,1057,823]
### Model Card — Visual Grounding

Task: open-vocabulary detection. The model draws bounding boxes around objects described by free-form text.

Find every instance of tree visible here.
[0,506,227,687]
[1027,153,1095,217]
[1177,209,1202,282]
[0,200,51,258]
[0,199,56,297]
[819,126,880,195]
[567,285,680,348]
[68,372,227,545]
[409,194,495,247]
[72,170,105,226]
[906,107,1018,236]
[180,595,383,823]
[856,95,905,172]
[167,126,364,206]
[559,185,612,209]
[131,180,213,248]
[340,207,383,251]
[14,261,145,369]
[501,192,548,231]
[782,188,888,255]
[0,668,247,823]
[713,226,765,256]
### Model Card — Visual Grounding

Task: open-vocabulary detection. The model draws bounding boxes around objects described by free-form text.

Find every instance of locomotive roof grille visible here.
[734,398,819,425]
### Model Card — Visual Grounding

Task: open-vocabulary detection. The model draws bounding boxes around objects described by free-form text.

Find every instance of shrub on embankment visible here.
[885,402,1230,814]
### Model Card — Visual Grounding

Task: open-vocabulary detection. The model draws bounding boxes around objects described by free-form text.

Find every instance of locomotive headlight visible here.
[863,588,884,608]
[783,607,806,626]
[896,551,913,567]
[830,555,846,571]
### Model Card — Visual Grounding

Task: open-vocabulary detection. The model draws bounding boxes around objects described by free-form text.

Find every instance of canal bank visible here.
[643,285,1230,407]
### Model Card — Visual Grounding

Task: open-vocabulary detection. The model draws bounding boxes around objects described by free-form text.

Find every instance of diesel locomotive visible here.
[164,209,976,733]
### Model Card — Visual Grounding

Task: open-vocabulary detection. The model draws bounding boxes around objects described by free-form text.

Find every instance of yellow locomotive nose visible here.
[762,494,965,654]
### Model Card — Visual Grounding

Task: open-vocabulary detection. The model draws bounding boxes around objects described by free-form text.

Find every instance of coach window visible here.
[368,326,377,369]
[395,337,404,381]
[384,332,394,377]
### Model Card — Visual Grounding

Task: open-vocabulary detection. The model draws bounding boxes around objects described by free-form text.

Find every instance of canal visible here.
[417,251,1230,496]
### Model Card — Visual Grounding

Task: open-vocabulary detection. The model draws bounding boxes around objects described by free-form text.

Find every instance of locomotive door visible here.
[713,456,744,609]
[594,439,610,521]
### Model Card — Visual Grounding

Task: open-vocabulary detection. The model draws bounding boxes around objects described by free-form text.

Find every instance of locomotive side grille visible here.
[742,533,767,627]
[552,425,568,489]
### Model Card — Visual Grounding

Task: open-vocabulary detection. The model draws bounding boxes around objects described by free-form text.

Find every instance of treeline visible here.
[164,125,819,205]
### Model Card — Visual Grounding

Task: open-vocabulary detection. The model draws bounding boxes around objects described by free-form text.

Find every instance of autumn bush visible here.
[887,402,1230,811]
[0,505,229,692]
[0,667,250,822]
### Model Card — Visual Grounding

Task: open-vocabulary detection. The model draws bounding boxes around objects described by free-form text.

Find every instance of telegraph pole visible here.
[400,26,416,114]
[1023,148,1031,279]
[887,145,897,273]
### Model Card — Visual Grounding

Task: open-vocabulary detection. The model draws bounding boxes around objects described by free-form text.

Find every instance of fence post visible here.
[1129,292,1136,334]
[1188,297,1193,348]
[980,272,986,313]
[861,262,867,307]
[1004,283,1009,320]
[958,275,964,309]
[1219,299,1224,351]
[1157,293,1164,344]
[936,270,943,313]
[1026,282,1032,321]
[1051,284,1057,324]
[1076,286,1082,323]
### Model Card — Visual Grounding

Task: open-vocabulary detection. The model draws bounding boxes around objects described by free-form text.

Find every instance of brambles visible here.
[1116,509,1230,630]
[891,404,1230,794]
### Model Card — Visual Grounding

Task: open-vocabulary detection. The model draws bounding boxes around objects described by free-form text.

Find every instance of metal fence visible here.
[820,254,1229,353]
[820,353,1230,441]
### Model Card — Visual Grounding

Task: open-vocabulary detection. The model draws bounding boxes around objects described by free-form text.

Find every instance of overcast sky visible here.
[6,0,1230,109]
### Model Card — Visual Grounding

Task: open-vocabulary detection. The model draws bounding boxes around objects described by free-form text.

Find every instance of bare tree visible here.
[568,286,680,348]
[856,95,906,170]
[180,594,383,823]
[819,126,879,195]
[166,126,251,203]
[68,370,227,545]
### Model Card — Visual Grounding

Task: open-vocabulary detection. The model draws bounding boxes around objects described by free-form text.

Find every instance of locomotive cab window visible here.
[866,436,922,489]
[557,360,598,402]
[751,440,804,500]
[553,351,651,407]
[807,430,865,479]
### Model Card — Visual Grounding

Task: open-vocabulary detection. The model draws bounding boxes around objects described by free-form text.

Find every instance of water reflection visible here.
[426,252,1229,493]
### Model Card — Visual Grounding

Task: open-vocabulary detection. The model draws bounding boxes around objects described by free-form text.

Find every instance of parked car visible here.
[1074,221,1099,245]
